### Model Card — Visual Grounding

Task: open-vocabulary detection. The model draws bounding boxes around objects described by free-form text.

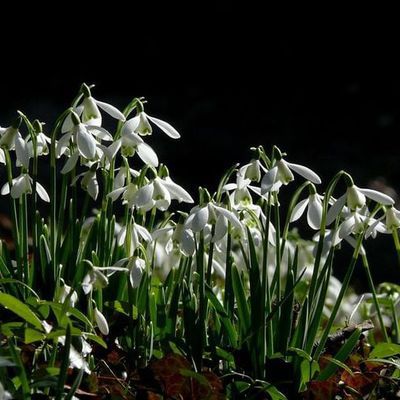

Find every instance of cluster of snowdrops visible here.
[1,84,400,398]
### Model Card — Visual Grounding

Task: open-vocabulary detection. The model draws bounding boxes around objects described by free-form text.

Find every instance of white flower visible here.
[117,222,152,255]
[290,193,323,230]
[27,121,51,157]
[94,307,109,335]
[327,183,395,224]
[385,206,400,231]
[73,168,99,200]
[82,263,128,294]
[1,173,50,202]
[62,85,125,132]
[127,256,146,288]
[0,122,20,150]
[124,109,180,139]
[119,129,159,167]
[185,202,243,241]
[261,151,321,194]
[15,133,30,169]
[58,280,78,308]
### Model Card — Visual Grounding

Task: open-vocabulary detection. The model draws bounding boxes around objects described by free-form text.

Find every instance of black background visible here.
[1,6,400,286]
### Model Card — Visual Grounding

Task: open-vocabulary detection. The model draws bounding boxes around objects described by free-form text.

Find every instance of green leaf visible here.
[8,339,31,398]
[288,347,312,362]
[84,333,107,349]
[321,356,354,376]
[206,285,238,347]
[105,300,138,319]
[24,328,46,344]
[300,359,319,390]
[231,266,250,340]
[317,328,361,381]
[0,292,43,331]
[56,324,71,400]
[370,342,400,359]
[265,384,288,400]
[179,368,209,386]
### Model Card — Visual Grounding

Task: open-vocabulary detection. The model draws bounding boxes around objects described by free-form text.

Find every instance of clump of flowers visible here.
[0,84,400,399]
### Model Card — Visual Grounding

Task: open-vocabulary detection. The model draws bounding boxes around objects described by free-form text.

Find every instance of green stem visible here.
[4,149,20,261]
[361,253,389,342]
[313,233,364,360]
[262,195,273,357]
[392,228,400,267]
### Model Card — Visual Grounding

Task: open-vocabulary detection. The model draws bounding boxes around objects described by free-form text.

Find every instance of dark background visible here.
[1,7,400,286]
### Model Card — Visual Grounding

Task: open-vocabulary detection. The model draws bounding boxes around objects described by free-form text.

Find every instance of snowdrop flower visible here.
[117,221,152,255]
[120,127,159,167]
[1,173,50,202]
[290,186,323,230]
[185,195,243,242]
[261,147,321,194]
[327,175,395,224]
[0,118,21,151]
[127,256,146,288]
[133,175,194,212]
[72,166,99,200]
[57,279,78,308]
[152,216,196,257]
[123,99,180,139]
[82,262,128,294]
[223,167,265,209]
[94,306,109,335]
[62,83,125,132]
[385,206,400,231]
[27,120,51,157]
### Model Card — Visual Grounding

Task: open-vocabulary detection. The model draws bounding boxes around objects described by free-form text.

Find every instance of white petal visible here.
[122,116,140,135]
[86,125,113,141]
[11,175,31,198]
[95,99,126,121]
[61,114,74,134]
[117,226,127,246]
[181,229,195,256]
[107,186,126,202]
[1,182,10,195]
[213,205,242,231]
[76,125,97,159]
[358,188,395,206]
[307,196,323,230]
[222,183,238,191]
[338,216,355,239]
[161,177,194,203]
[36,182,50,202]
[135,223,152,242]
[190,206,209,232]
[15,135,30,169]
[94,308,109,335]
[0,148,5,164]
[213,214,228,242]
[137,143,159,167]
[56,132,72,158]
[286,162,321,184]
[61,151,79,174]
[87,176,99,200]
[326,194,346,225]
[147,115,181,139]
[290,199,308,222]
[261,167,278,194]
[134,184,154,207]
[101,139,121,161]
[130,263,144,288]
